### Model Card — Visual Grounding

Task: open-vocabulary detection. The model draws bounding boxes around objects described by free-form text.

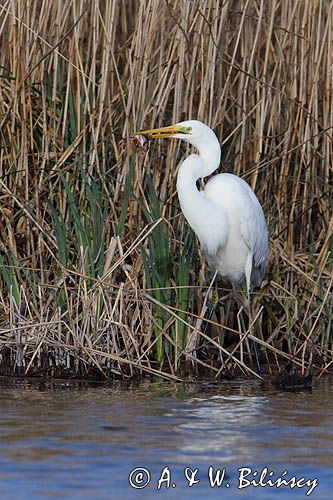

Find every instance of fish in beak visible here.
[131,133,150,153]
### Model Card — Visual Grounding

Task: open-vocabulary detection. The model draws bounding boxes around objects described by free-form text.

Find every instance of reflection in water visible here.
[170,394,270,462]
[0,378,332,499]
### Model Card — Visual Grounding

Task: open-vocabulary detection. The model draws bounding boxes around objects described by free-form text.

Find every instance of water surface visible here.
[0,377,332,499]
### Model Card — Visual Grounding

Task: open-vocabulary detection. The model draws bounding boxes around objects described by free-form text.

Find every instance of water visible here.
[0,377,332,499]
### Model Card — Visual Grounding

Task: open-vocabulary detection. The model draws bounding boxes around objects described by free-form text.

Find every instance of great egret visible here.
[135,120,268,359]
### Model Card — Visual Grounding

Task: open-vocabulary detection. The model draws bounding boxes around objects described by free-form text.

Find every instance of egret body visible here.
[135,120,269,300]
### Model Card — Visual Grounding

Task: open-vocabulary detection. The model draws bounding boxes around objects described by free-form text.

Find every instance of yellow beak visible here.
[134,124,191,139]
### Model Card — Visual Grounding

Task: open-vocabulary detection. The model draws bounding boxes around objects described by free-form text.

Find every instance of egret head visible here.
[134,120,221,172]
[135,120,217,148]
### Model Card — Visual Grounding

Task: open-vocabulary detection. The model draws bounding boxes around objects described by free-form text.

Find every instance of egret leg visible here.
[247,286,260,372]
[245,255,260,372]
[204,284,236,334]
[203,282,219,335]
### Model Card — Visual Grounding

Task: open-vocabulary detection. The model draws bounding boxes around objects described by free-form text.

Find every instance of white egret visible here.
[135,120,268,362]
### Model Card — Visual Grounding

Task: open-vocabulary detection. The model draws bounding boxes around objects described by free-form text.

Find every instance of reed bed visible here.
[0,0,332,380]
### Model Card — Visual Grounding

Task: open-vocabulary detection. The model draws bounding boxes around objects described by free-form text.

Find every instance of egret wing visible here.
[239,186,268,286]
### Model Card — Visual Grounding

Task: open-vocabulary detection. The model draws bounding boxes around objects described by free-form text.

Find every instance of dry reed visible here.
[0,0,332,380]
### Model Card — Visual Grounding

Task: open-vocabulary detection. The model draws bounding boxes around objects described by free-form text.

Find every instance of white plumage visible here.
[136,119,269,294]
[199,173,268,287]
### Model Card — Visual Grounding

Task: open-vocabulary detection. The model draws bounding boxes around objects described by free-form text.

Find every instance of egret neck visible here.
[176,132,227,255]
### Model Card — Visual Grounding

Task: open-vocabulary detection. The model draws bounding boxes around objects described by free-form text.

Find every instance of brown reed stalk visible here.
[0,0,331,380]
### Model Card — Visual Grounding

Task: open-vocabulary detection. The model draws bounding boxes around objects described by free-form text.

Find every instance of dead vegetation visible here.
[0,0,332,380]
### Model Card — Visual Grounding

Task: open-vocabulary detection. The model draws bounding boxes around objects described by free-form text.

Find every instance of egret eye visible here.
[187,126,192,132]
